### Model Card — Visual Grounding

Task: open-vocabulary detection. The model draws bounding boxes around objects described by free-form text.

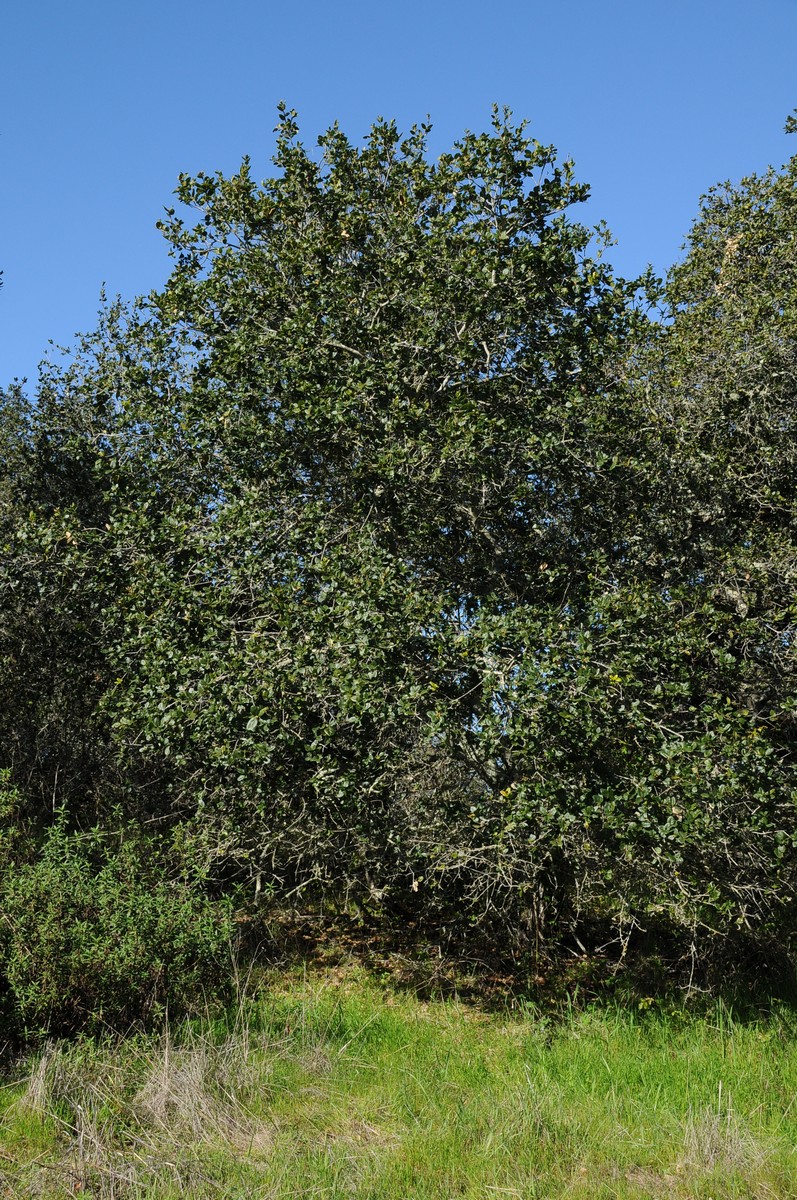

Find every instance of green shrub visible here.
[0,822,234,1036]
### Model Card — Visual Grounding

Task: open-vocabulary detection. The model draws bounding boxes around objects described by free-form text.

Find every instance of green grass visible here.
[2,967,797,1197]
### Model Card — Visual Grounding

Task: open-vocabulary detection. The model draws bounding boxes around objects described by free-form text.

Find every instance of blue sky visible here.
[2,0,796,388]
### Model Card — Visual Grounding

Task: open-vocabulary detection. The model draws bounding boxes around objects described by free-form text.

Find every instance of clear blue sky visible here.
[3,0,796,388]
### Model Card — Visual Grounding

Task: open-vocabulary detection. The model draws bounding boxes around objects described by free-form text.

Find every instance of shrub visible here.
[0,822,234,1036]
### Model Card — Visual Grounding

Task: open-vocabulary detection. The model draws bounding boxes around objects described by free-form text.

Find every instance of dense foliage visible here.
[1,109,795,1028]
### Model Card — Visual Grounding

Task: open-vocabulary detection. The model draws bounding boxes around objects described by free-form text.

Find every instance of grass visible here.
[2,965,797,1198]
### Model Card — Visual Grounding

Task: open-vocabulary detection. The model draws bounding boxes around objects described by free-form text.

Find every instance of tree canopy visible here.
[1,109,796,1019]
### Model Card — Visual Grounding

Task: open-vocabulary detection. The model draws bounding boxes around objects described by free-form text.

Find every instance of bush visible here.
[0,822,234,1036]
